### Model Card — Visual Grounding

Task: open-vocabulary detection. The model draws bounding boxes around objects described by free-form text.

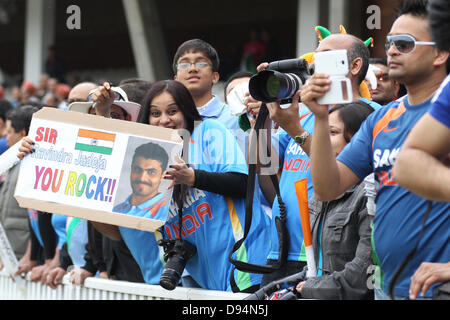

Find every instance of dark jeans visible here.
[260,260,307,288]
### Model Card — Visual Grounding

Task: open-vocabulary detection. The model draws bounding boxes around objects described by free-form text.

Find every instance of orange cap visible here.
[21,81,37,94]
[56,84,71,99]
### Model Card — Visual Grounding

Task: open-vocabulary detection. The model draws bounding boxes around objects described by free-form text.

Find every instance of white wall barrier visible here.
[0,269,249,300]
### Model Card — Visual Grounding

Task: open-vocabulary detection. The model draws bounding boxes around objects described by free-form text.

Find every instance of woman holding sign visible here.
[292,101,375,300]
[137,80,271,292]
[30,80,271,292]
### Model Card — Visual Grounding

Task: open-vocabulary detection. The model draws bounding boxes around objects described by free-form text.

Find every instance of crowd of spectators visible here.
[0,0,448,301]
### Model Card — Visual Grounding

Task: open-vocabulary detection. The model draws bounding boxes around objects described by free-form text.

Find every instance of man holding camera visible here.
[303,0,449,299]
[257,33,381,286]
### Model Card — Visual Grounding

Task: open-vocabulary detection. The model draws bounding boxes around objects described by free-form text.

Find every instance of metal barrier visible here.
[0,269,248,300]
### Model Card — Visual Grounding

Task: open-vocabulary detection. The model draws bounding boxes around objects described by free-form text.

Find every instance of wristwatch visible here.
[294,131,310,146]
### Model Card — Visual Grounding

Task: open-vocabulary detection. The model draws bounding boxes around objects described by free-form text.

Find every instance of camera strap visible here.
[228,104,289,292]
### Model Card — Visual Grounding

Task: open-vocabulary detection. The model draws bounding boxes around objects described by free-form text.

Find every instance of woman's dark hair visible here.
[329,101,375,143]
[143,81,202,227]
[141,80,202,134]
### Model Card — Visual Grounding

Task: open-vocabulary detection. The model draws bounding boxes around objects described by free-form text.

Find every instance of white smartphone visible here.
[314,49,353,105]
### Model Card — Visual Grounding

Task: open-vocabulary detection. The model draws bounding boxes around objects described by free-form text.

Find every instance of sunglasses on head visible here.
[385,34,435,55]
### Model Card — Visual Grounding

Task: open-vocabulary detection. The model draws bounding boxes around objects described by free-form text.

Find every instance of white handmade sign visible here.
[14,108,183,232]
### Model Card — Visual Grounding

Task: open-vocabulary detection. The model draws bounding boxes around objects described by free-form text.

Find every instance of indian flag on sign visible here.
[75,129,116,155]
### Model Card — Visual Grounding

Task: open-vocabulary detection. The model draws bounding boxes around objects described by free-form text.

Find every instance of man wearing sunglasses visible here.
[302,0,449,300]
[394,0,450,203]
[393,0,450,300]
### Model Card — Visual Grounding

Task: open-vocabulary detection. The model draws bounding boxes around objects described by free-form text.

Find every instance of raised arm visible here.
[394,113,450,202]
[301,73,360,200]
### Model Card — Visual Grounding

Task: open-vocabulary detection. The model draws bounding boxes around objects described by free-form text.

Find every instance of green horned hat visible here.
[315,25,374,47]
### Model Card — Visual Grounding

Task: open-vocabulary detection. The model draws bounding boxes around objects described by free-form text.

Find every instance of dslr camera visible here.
[158,238,197,290]
[249,58,312,103]
[249,49,353,105]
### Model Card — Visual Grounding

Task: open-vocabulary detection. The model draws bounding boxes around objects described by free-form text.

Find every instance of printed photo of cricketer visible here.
[113,136,180,222]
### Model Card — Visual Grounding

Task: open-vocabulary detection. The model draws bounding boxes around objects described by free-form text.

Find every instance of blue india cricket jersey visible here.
[269,107,315,262]
[430,74,450,128]
[337,96,450,297]
[197,96,247,155]
[116,193,168,284]
[163,119,271,292]
[51,214,67,250]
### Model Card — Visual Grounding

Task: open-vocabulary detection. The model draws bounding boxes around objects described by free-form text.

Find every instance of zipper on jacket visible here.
[317,202,330,275]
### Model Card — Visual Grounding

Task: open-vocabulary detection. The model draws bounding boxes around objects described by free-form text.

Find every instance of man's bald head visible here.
[316,34,357,51]
[316,34,370,85]
[68,82,98,103]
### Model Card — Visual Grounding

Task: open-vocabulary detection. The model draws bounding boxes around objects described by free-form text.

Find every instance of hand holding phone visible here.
[313,50,352,105]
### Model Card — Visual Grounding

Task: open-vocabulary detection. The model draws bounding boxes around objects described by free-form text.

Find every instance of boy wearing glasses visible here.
[302,0,449,299]
[172,39,245,150]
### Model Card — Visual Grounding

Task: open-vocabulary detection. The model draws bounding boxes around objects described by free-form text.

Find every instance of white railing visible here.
[0,269,249,300]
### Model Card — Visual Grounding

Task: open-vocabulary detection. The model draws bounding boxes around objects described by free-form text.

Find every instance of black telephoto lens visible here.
[159,240,197,291]
[160,255,187,290]
[249,70,302,103]
[248,58,310,103]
